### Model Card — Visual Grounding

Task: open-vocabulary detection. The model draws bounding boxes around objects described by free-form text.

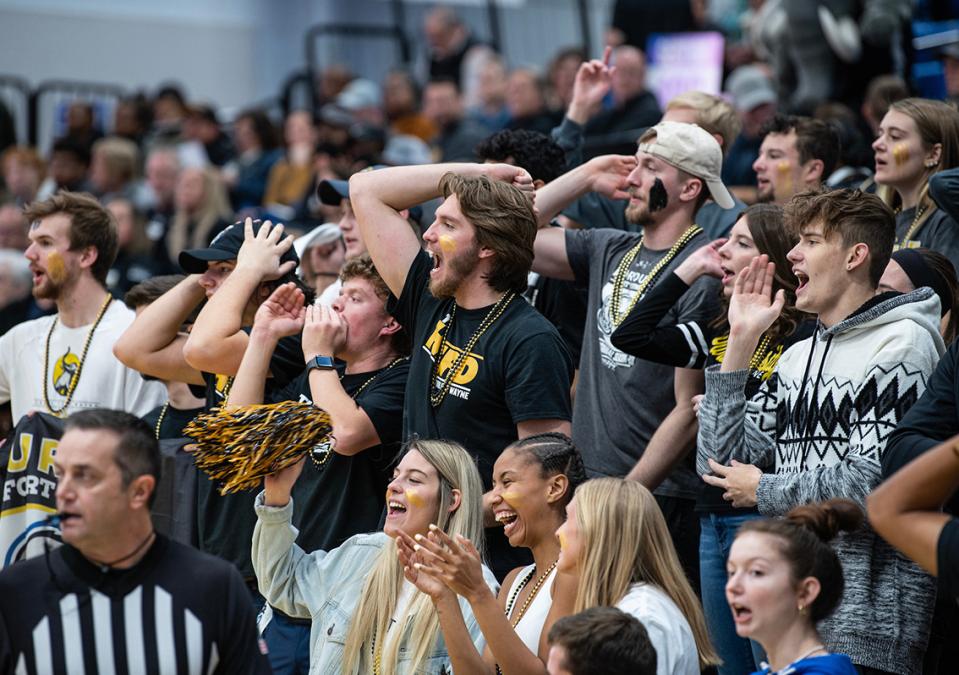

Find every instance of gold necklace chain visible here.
[495,561,558,675]
[42,294,113,417]
[505,560,556,627]
[609,225,702,327]
[154,402,170,440]
[899,203,928,247]
[310,357,409,468]
[429,292,515,408]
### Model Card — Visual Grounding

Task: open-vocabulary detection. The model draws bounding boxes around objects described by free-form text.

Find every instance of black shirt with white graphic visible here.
[610,270,814,512]
[0,535,270,675]
[269,359,409,553]
[388,249,573,578]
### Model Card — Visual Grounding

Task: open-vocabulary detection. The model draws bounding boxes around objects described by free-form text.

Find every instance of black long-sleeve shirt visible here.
[884,339,959,511]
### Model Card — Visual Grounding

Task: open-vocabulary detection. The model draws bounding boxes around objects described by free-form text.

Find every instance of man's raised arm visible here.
[349,163,531,297]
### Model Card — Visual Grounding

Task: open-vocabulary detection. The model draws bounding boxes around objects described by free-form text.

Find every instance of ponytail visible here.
[739,499,863,622]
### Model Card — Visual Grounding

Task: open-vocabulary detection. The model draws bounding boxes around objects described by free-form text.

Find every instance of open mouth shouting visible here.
[30,265,46,287]
[430,251,444,279]
[387,499,408,519]
[730,602,753,625]
[793,269,809,296]
[720,265,735,286]
[494,508,521,539]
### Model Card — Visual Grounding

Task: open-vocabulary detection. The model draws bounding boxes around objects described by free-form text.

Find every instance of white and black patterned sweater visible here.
[698,288,946,675]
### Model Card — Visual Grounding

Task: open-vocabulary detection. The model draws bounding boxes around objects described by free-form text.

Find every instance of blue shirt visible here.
[752,653,858,675]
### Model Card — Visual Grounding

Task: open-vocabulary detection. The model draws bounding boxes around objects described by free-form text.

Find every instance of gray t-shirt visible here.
[566,227,721,499]
[897,206,959,273]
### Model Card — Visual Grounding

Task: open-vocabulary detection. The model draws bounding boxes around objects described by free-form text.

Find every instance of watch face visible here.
[309,355,335,369]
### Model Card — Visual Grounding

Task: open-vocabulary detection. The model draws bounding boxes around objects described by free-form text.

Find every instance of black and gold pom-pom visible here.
[183,401,334,494]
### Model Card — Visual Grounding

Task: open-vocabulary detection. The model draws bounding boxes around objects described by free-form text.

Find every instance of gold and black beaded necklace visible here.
[608,225,702,327]
[429,292,515,407]
[42,294,113,416]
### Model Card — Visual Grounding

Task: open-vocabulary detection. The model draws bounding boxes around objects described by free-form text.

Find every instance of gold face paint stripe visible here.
[46,251,67,285]
[438,235,456,254]
[892,143,909,167]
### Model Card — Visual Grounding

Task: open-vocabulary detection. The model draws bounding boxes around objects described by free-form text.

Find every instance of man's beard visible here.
[625,201,654,226]
[756,184,776,203]
[428,244,480,299]
[32,273,69,301]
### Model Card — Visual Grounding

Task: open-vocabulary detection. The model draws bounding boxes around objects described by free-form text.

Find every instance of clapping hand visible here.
[407,525,492,605]
[236,218,297,281]
[396,530,453,601]
[727,255,786,339]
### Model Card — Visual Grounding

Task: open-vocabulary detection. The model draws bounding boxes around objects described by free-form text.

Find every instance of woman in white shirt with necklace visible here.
[554,478,720,675]
[398,433,585,674]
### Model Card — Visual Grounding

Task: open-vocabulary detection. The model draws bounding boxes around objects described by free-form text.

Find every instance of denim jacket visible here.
[252,492,499,674]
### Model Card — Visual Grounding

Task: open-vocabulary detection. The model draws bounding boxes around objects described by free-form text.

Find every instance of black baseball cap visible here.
[178,219,300,274]
[317,178,350,206]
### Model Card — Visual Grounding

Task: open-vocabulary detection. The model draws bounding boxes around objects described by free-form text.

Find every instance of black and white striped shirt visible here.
[0,535,269,675]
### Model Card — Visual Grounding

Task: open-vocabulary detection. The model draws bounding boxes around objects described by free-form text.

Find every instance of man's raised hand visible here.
[586,154,638,200]
[237,217,297,281]
[253,282,306,340]
[569,46,615,124]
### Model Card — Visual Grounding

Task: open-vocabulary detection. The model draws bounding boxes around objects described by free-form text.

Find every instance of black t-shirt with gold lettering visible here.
[389,250,573,482]
[389,250,573,577]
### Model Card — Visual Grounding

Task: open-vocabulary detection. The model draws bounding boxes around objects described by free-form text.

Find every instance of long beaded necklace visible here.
[429,292,515,407]
[154,403,170,440]
[898,203,927,248]
[42,294,113,416]
[504,560,557,626]
[310,356,409,468]
[608,225,702,327]
[495,561,558,675]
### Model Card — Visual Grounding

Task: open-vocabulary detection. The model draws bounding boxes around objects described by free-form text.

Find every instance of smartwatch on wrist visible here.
[305,355,336,371]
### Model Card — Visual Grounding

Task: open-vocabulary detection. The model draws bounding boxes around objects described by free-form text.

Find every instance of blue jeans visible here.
[700,513,765,675]
[263,610,312,675]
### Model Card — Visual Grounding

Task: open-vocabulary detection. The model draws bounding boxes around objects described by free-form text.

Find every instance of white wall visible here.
[0,0,614,137]
[0,0,259,110]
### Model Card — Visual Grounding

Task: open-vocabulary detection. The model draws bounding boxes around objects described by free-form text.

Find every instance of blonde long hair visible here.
[572,478,720,670]
[341,439,486,675]
[166,166,232,260]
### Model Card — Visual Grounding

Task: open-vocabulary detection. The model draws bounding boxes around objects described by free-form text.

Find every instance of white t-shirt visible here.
[0,300,166,423]
[616,583,699,675]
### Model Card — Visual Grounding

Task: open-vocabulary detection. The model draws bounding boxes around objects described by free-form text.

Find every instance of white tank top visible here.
[504,563,557,654]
